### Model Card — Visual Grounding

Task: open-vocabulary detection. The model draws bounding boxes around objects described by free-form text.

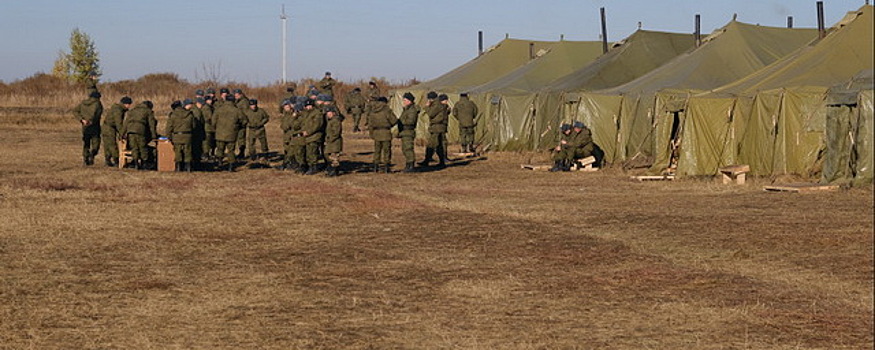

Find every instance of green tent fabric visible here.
[679,5,873,177]
[823,70,875,185]
[574,21,816,169]
[465,40,606,151]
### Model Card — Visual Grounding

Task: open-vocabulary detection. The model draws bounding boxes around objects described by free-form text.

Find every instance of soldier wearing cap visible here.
[85,71,100,96]
[244,99,270,160]
[195,89,205,99]
[190,97,207,166]
[398,92,420,172]
[279,83,297,114]
[212,94,246,171]
[362,81,381,126]
[278,100,300,170]
[551,123,573,172]
[552,121,594,171]
[319,71,336,97]
[214,88,231,109]
[205,88,217,102]
[323,105,344,177]
[453,92,479,153]
[233,89,250,158]
[101,96,132,167]
[344,87,367,132]
[165,99,197,171]
[297,99,324,175]
[120,100,155,170]
[73,91,104,166]
[367,96,398,173]
[419,92,449,168]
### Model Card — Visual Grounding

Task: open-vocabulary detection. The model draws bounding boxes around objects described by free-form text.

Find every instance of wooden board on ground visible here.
[157,139,175,172]
[763,183,840,193]
[450,152,476,159]
[631,175,675,181]
[521,164,552,171]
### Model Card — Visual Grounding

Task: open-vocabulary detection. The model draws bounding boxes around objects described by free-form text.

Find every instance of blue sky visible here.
[0,0,867,85]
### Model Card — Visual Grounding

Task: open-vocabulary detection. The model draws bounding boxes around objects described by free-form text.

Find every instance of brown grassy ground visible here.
[0,108,872,349]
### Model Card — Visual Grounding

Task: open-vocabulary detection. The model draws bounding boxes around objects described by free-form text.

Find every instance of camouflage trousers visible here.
[296,141,321,166]
[203,131,216,157]
[127,134,149,161]
[246,127,268,156]
[81,128,101,159]
[401,135,415,164]
[101,131,120,159]
[373,140,392,165]
[459,126,475,148]
[173,141,193,163]
[215,140,236,164]
[553,143,594,162]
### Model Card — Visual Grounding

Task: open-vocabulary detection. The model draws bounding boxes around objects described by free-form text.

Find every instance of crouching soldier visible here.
[73,91,104,165]
[398,92,420,172]
[120,100,155,170]
[165,99,197,172]
[367,96,398,173]
[552,121,594,172]
[245,99,270,160]
[212,95,246,171]
[324,105,343,177]
[551,123,573,172]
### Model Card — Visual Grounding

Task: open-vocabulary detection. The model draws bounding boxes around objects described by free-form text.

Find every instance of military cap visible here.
[220,88,230,94]
[377,96,388,103]
[206,88,216,94]
[89,91,101,99]
[320,94,333,102]
[286,87,295,92]
[438,94,448,101]
[171,100,182,109]
[225,95,235,101]
[325,71,331,76]
[281,99,293,107]
[353,87,361,92]
[249,99,258,105]
[196,97,205,104]
[460,92,469,97]
[143,100,154,109]
[233,88,243,94]
[195,89,205,96]
[120,96,133,104]
[403,92,415,102]
[182,98,193,106]
[369,81,377,86]
[573,121,584,129]
[426,91,438,99]
[560,123,572,132]
[304,99,315,107]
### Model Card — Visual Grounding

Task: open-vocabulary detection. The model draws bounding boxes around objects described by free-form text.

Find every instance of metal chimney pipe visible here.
[695,14,701,47]
[600,7,609,53]
[817,1,826,38]
[478,31,483,55]
[787,16,793,28]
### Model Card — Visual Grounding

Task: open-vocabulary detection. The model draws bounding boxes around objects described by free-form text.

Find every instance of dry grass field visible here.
[0,105,872,349]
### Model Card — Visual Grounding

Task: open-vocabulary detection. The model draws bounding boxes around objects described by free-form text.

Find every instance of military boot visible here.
[561,159,572,172]
[372,163,380,173]
[226,162,235,172]
[104,156,114,167]
[549,160,563,172]
[325,166,336,177]
[404,162,415,173]
[184,162,192,172]
[383,164,391,174]
[135,160,144,170]
[304,166,318,175]
[419,149,434,167]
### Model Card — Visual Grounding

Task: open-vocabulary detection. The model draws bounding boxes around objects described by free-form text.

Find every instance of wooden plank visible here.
[117,140,131,169]
[763,184,840,192]
[450,152,476,158]
[520,164,552,171]
[631,175,675,181]
[578,156,596,167]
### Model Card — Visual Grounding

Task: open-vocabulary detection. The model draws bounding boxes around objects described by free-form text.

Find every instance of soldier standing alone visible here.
[452,92,479,153]
[367,96,398,173]
[73,91,104,166]
[101,96,132,167]
[398,92,420,172]
[344,87,366,132]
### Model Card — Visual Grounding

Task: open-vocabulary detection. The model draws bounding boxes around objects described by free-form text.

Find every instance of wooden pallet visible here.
[631,175,675,181]
[763,183,840,193]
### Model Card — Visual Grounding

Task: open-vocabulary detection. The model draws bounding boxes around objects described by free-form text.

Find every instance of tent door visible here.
[668,111,684,172]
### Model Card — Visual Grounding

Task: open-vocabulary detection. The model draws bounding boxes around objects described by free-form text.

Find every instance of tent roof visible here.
[466,40,606,94]
[542,30,696,93]
[407,38,556,93]
[710,5,874,95]
[596,21,818,95]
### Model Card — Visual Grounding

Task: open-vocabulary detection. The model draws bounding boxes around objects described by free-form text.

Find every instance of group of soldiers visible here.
[550,121,595,172]
[72,71,484,175]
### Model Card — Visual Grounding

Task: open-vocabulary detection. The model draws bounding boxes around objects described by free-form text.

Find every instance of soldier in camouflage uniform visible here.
[233,89,250,158]
[553,121,595,172]
[101,96,132,166]
[289,101,311,173]
[419,92,449,168]
[72,91,104,165]
[319,71,336,97]
[244,99,270,160]
[190,97,206,167]
[278,83,297,114]
[550,123,573,172]
[323,105,343,177]
[278,100,299,170]
[214,88,230,109]
[398,92,420,172]
[199,97,216,161]
[452,92,479,153]
[85,71,99,96]
[212,95,245,171]
[120,100,155,170]
[344,87,366,132]
[165,99,197,172]
[367,96,398,173]
[299,99,325,175]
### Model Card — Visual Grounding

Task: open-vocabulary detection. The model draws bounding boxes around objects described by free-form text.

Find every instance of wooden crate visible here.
[719,164,750,184]
[157,139,175,172]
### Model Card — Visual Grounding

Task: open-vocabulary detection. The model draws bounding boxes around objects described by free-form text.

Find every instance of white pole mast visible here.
[281,4,288,84]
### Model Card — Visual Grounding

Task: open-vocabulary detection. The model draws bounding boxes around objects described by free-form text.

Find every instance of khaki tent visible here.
[391,38,556,142]
[535,30,696,157]
[823,70,875,185]
[576,21,817,166]
[679,5,873,177]
[465,40,606,150]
